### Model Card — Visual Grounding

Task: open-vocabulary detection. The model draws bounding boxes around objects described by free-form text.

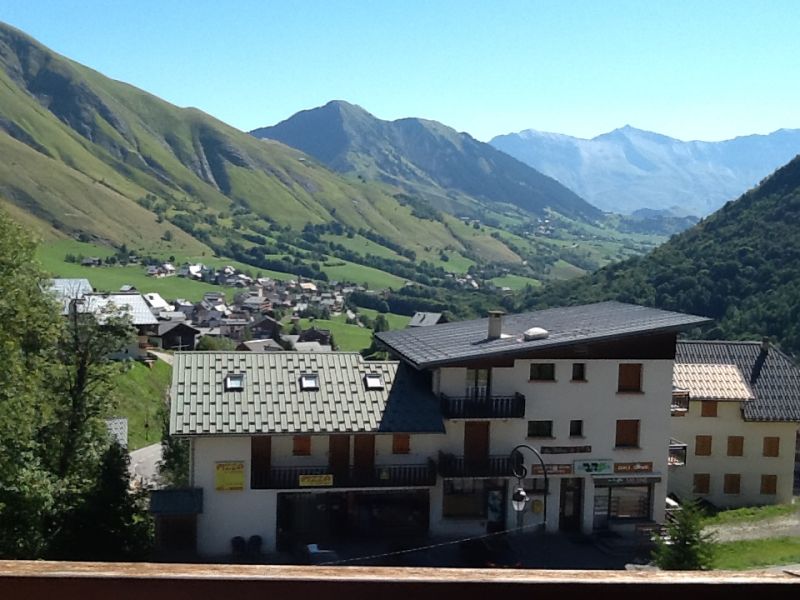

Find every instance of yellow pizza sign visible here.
[215,461,245,491]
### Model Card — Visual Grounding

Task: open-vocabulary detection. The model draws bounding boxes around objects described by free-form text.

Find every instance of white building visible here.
[669,340,800,507]
[157,302,707,557]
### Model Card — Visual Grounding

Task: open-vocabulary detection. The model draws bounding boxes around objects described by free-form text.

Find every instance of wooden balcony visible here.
[438,452,512,478]
[251,461,437,489]
[440,393,526,419]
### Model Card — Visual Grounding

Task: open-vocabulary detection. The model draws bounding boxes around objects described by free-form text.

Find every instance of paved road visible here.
[149,350,175,365]
[129,442,163,488]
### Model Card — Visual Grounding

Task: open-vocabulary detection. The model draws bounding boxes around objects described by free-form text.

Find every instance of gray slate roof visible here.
[80,293,159,326]
[49,278,93,314]
[408,312,443,327]
[377,301,710,368]
[676,341,800,422]
[170,352,445,436]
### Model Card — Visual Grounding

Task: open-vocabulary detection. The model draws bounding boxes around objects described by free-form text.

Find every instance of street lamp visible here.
[509,444,548,532]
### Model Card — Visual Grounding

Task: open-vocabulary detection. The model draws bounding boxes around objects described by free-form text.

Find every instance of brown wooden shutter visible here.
[618,364,642,392]
[293,435,311,456]
[392,433,410,455]
[760,474,777,495]
[700,400,718,417]
[695,435,712,456]
[693,473,710,494]
[723,473,741,494]
[615,419,639,447]
[763,436,780,457]
[727,436,743,456]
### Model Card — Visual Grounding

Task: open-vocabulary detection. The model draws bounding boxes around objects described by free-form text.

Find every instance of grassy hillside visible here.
[520,156,800,356]
[110,359,172,450]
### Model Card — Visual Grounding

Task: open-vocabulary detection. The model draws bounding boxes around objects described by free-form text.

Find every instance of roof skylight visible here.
[300,374,319,391]
[225,373,245,391]
[364,373,384,390]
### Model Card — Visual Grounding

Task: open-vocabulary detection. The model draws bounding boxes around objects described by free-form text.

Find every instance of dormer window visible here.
[300,374,319,391]
[225,374,245,391]
[364,373,384,390]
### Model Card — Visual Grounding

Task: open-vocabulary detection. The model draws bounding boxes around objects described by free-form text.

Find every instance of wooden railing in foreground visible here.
[0,561,798,600]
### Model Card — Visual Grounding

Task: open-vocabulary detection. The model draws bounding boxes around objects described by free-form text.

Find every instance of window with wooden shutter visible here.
[392,433,410,455]
[693,473,710,494]
[723,473,741,495]
[615,419,639,448]
[760,474,777,495]
[618,364,642,392]
[700,400,718,417]
[695,435,712,456]
[293,435,311,456]
[727,436,743,457]
[763,436,780,457]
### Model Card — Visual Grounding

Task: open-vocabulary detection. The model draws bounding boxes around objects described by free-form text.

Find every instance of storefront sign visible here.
[541,445,592,454]
[614,462,653,473]
[215,461,245,491]
[595,476,661,486]
[298,473,334,487]
[532,464,573,475]
[574,459,613,475]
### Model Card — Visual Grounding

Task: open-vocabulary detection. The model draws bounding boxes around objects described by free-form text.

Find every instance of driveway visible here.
[129,442,163,488]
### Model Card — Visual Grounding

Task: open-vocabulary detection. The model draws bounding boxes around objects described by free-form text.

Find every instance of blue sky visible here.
[1,1,798,141]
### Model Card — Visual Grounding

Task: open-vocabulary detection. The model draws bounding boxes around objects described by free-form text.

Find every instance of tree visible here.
[652,501,715,570]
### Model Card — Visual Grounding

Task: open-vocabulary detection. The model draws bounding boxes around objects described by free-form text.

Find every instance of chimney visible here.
[761,337,770,354]
[488,310,504,340]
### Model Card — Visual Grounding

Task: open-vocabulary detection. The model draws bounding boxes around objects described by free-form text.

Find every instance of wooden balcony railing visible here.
[251,461,437,489]
[440,393,526,419]
[437,452,512,478]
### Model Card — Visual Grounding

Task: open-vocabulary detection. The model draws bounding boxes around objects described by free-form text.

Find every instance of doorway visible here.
[559,478,583,532]
[464,421,490,473]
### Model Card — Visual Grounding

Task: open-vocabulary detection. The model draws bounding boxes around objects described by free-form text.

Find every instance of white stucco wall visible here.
[669,400,798,506]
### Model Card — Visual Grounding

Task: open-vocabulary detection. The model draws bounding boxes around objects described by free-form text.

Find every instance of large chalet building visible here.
[160,301,712,556]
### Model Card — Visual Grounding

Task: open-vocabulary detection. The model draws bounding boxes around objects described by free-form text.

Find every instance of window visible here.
[299,374,319,391]
[615,419,639,448]
[693,473,710,494]
[761,474,777,495]
[250,436,271,489]
[695,435,712,456]
[594,484,652,520]
[292,435,311,456]
[392,433,410,455]
[571,363,586,381]
[727,436,743,457]
[522,477,548,494]
[442,479,497,518]
[465,368,489,399]
[763,436,780,457]
[569,420,584,437]
[530,363,555,381]
[527,420,553,438]
[701,400,718,417]
[364,373,384,390]
[224,373,244,391]
[617,364,642,392]
[723,473,741,495]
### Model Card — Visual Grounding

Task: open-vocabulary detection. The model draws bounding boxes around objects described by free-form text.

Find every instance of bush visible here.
[652,501,715,570]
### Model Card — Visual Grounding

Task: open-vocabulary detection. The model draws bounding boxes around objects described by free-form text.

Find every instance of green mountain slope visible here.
[251,100,603,222]
[520,155,800,356]
[0,23,518,272]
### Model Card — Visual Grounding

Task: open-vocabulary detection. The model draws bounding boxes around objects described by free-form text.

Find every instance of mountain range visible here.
[491,126,800,217]
[251,100,601,222]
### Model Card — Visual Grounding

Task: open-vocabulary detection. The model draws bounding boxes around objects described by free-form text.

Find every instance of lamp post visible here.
[509,444,548,532]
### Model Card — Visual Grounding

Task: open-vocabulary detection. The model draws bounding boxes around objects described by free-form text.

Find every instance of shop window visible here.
[701,400,718,417]
[569,420,584,437]
[617,364,642,392]
[724,473,741,495]
[293,435,311,456]
[693,473,710,494]
[527,420,553,438]
[595,484,651,521]
[442,479,487,518]
[727,436,743,457]
[615,419,639,448]
[530,363,556,381]
[571,363,586,382]
[695,435,712,456]
[761,474,777,495]
[392,433,410,455]
[763,436,780,457]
